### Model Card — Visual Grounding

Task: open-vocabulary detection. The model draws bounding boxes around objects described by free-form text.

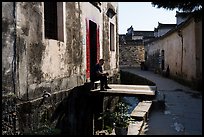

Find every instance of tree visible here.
[151,1,202,12]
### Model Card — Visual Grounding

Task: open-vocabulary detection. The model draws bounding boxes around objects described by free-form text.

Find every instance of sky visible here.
[118,2,178,34]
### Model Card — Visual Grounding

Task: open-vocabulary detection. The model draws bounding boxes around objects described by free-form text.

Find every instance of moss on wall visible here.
[65,2,83,66]
[28,43,45,83]
[102,12,110,70]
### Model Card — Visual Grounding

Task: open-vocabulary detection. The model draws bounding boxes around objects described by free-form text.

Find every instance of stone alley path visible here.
[121,67,202,135]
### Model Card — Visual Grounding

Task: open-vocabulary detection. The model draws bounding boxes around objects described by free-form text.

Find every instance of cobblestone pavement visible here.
[121,67,202,135]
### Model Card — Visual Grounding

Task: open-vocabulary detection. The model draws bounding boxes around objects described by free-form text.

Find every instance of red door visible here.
[86,19,100,79]
[86,19,90,79]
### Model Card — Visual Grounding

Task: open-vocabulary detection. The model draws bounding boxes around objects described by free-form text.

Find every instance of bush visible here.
[98,101,133,133]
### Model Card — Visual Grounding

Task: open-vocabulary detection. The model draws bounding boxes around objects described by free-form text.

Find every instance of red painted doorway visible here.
[86,19,100,79]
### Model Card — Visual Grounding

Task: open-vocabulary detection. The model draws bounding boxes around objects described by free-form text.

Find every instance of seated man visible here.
[91,59,111,91]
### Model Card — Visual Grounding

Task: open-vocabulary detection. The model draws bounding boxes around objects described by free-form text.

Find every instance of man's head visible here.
[99,59,105,66]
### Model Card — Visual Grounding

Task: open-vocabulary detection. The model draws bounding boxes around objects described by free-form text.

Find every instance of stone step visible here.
[131,101,152,121]
[109,84,157,91]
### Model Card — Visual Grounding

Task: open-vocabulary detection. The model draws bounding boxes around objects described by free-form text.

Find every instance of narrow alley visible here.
[2,2,202,135]
[121,67,202,135]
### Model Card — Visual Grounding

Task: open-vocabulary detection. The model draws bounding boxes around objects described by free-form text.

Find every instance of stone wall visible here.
[2,74,120,135]
[119,44,145,68]
[2,95,20,135]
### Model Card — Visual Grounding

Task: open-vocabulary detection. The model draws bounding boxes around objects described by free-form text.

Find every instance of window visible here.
[44,2,64,42]
[106,8,116,19]
[110,23,115,51]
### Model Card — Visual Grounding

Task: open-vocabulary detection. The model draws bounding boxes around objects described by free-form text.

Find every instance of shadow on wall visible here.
[50,84,94,135]
[47,71,157,135]
[120,70,156,86]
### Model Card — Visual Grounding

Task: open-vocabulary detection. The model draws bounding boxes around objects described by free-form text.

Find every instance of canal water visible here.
[121,96,139,114]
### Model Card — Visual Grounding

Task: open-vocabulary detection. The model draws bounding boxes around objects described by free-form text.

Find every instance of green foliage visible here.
[23,125,61,135]
[151,1,202,12]
[23,106,61,135]
[98,101,133,133]
[112,102,132,127]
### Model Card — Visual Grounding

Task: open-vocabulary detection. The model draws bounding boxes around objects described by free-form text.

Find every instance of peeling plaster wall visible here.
[2,2,20,135]
[108,2,119,75]
[102,6,110,70]
[81,2,119,76]
[15,2,44,100]
[102,2,119,75]
[2,2,119,134]
[14,2,85,101]
[65,2,83,70]
[2,2,16,94]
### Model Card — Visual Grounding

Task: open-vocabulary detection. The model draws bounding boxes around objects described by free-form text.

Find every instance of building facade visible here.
[154,22,176,37]
[2,2,119,135]
[145,11,202,90]
[119,26,154,67]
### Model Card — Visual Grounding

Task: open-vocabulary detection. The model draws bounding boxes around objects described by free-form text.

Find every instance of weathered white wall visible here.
[146,17,202,82]
[195,20,202,81]
[80,2,119,76]
[3,2,119,100]
[2,2,16,94]
[2,2,120,134]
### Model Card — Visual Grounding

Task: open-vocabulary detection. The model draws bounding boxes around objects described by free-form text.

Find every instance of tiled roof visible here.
[133,31,154,37]
[157,22,177,29]
[175,11,191,18]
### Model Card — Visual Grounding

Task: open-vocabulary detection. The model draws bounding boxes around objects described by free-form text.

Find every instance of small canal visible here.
[23,70,157,135]
[93,70,157,135]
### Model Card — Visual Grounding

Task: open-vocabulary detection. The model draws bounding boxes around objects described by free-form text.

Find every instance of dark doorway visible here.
[89,20,98,78]
[161,50,165,70]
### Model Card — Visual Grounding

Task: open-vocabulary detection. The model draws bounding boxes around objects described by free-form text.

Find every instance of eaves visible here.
[144,15,196,45]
